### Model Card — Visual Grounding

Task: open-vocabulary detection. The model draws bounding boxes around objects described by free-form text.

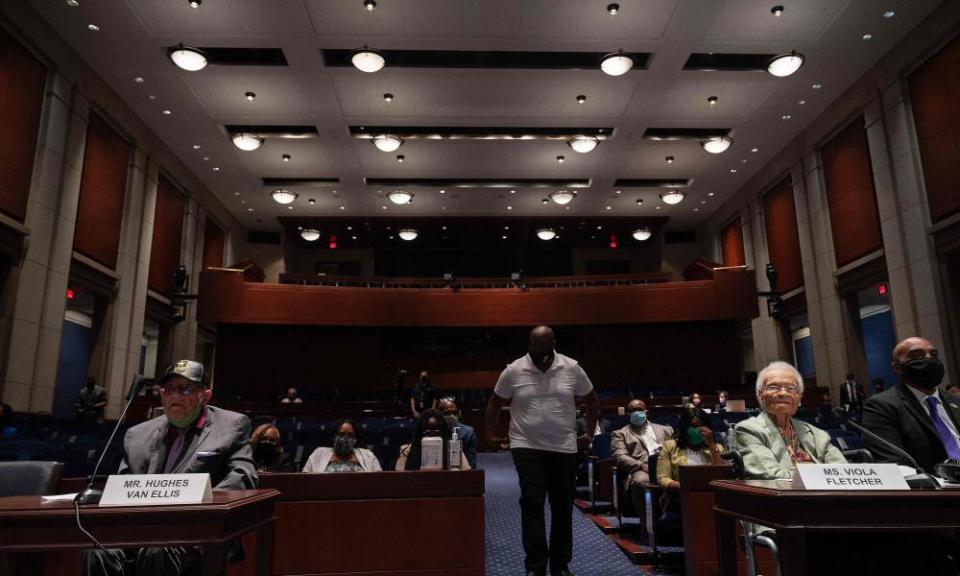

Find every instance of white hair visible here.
[755,361,804,402]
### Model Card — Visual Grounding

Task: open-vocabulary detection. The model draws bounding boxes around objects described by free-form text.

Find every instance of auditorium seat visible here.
[0,440,57,462]
[0,461,62,497]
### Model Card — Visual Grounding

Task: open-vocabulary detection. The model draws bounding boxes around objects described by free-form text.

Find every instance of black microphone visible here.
[75,374,149,505]
[840,413,940,490]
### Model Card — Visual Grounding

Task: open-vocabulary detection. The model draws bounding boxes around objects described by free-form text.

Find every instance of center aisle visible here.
[482,452,645,576]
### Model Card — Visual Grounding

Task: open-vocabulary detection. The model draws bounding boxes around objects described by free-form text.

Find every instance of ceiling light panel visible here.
[350,126,613,141]
[168,46,288,67]
[323,49,652,70]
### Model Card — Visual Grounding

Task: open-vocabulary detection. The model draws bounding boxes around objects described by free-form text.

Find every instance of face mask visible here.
[630,411,647,427]
[532,349,554,366]
[687,427,705,446]
[900,357,945,390]
[333,434,356,457]
[692,398,701,406]
[443,414,459,428]
[255,441,277,463]
[167,402,203,429]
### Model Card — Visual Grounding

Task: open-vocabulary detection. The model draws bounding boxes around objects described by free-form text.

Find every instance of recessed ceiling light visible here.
[708,96,718,106]
[383,93,394,102]
[605,205,612,211]
[232,132,264,151]
[188,0,201,7]
[192,144,200,150]
[381,205,388,210]
[441,226,447,230]
[632,227,652,241]
[636,198,643,205]
[542,198,549,204]
[282,154,291,162]
[665,156,674,164]
[245,92,256,101]
[812,83,823,90]
[568,136,598,153]
[287,206,294,210]
[771,5,784,17]
[162,109,172,115]
[396,154,405,163]
[352,46,385,73]
[363,0,376,11]
[556,155,565,163]
[203,156,210,161]
[596,226,602,230]
[387,190,413,205]
[372,134,403,152]
[148,95,156,100]
[576,94,587,104]
[301,229,321,242]
[660,190,685,205]
[510,189,516,194]
[615,190,622,194]
[656,206,661,210]
[167,44,207,71]
[768,51,805,77]
[507,205,513,211]
[66,0,79,6]
[751,147,759,153]
[862,33,873,41]
[782,114,792,120]
[730,169,738,173]
[742,159,748,163]
[87,24,100,32]
[702,200,707,204]
[308,198,316,205]
[439,189,446,194]
[708,192,715,196]
[212,167,220,172]
[537,228,557,241]
[339,206,346,210]
[504,226,510,230]
[600,50,634,76]
[352,236,357,240]
[247,208,253,212]
[502,235,508,240]
[398,228,418,241]
[134,76,144,83]
[702,136,733,154]
[234,192,240,196]
[549,190,576,205]
[271,189,298,204]
[607,3,619,15]
[240,200,246,204]
[693,208,699,212]
[883,10,896,18]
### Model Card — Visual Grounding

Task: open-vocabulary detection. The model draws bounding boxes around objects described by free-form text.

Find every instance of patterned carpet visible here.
[482,452,662,576]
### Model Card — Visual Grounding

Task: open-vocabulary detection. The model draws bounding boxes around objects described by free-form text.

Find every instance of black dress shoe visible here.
[551,569,575,576]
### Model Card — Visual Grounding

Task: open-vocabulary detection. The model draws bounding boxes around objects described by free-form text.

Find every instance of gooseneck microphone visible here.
[74,374,149,505]
[841,415,940,490]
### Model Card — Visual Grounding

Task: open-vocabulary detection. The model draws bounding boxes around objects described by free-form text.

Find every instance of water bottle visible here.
[448,427,462,470]
[726,423,737,451]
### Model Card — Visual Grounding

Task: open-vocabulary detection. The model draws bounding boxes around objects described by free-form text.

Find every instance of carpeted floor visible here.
[483,451,660,576]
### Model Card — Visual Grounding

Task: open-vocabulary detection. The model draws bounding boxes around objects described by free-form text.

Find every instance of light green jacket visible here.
[735,412,846,479]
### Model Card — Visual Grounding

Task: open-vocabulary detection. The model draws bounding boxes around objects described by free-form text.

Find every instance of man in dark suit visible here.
[83,359,257,576]
[439,397,478,469]
[863,337,959,474]
[839,372,865,417]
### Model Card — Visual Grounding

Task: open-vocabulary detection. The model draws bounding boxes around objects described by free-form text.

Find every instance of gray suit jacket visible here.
[735,411,846,479]
[611,422,673,486]
[119,405,257,490]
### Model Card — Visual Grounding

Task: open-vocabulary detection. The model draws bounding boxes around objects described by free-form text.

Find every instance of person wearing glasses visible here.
[735,361,846,479]
[83,359,257,576]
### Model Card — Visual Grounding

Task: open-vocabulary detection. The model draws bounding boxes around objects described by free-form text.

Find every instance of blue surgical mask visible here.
[630,411,647,427]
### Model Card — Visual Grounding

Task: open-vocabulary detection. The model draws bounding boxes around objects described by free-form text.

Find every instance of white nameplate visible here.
[791,463,910,490]
[100,474,212,507]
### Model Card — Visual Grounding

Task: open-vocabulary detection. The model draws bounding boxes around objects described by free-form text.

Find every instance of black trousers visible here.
[511,448,579,573]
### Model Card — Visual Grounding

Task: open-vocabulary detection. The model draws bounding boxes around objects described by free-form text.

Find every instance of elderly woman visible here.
[736,361,845,479]
[303,419,382,473]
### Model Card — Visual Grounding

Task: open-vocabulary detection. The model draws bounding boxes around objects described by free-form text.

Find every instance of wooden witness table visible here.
[711,479,960,576]
[0,489,279,576]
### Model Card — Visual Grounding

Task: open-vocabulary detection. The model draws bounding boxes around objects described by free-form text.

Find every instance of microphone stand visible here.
[841,415,940,490]
[74,375,148,505]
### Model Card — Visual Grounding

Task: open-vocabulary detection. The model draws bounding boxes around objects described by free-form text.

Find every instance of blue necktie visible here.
[925,396,960,460]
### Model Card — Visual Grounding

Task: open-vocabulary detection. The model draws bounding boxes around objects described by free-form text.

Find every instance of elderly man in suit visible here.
[864,337,960,474]
[83,359,257,576]
[610,399,673,521]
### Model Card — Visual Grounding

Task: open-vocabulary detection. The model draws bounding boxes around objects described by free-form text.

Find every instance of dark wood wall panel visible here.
[821,116,883,267]
[147,175,185,296]
[762,177,804,293]
[720,218,746,267]
[203,218,225,269]
[74,113,129,269]
[0,27,46,223]
[910,32,960,222]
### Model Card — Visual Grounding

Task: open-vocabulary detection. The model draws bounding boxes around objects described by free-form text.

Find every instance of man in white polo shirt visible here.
[485,325,599,576]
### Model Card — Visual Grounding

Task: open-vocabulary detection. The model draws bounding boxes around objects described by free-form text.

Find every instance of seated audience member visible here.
[438,397,478,469]
[250,423,295,472]
[396,409,471,470]
[280,387,303,404]
[611,399,673,519]
[410,370,438,417]
[75,376,108,423]
[736,361,845,480]
[303,419,381,472]
[687,392,703,411]
[655,406,724,540]
[83,359,257,576]
[863,337,958,474]
[713,390,729,413]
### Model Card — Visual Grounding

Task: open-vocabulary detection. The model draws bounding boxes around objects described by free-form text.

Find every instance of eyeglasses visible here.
[160,383,202,397]
[760,382,801,395]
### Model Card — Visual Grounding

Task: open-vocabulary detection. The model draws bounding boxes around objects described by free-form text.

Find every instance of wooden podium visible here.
[711,479,960,576]
[234,470,485,576]
[0,489,279,576]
